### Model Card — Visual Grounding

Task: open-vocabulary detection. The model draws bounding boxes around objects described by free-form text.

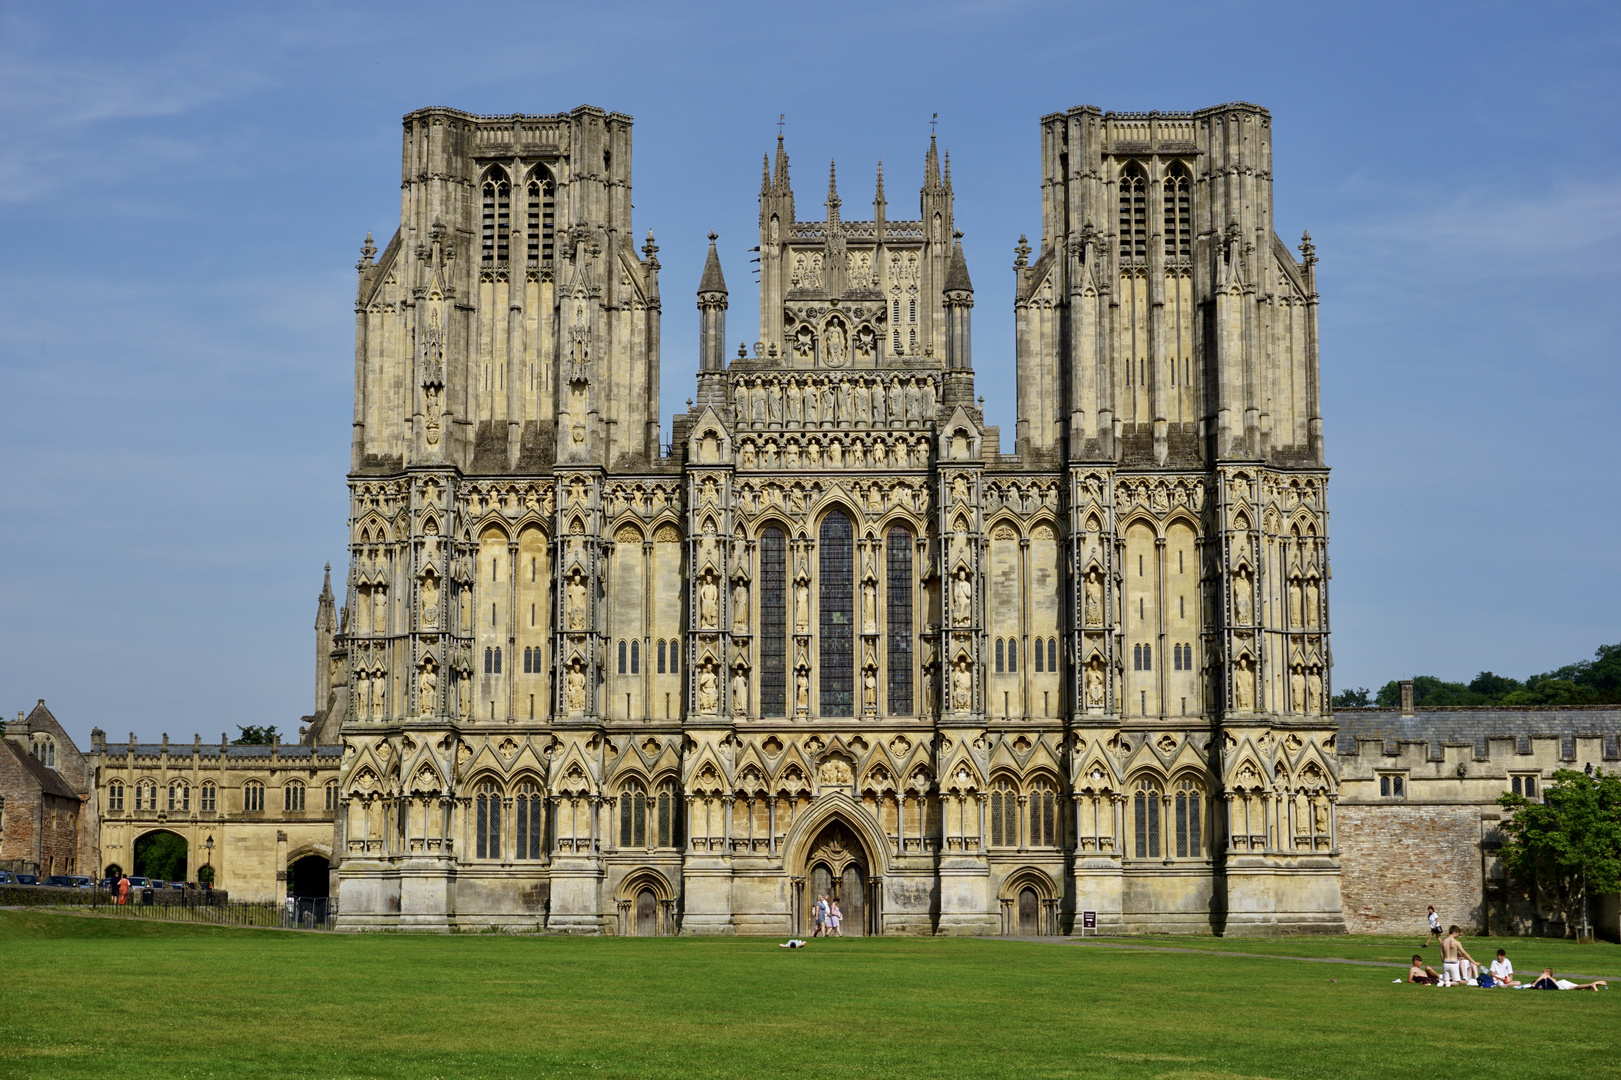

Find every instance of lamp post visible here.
[203,835,214,893]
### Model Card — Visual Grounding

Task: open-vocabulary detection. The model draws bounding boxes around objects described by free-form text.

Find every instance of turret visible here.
[314,564,336,714]
[697,233,728,407]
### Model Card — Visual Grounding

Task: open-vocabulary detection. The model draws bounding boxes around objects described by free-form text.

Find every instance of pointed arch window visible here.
[618,640,627,674]
[619,779,648,848]
[990,777,1018,847]
[107,780,124,812]
[526,167,556,264]
[1174,778,1203,857]
[1029,777,1057,847]
[996,638,1005,673]
[200,781,215,813]
[475,781,501,859]
[630,640,640,674]
[656,779,682,848]
[1162,163,1192,261]
[1118,164,1148,263]
[481,167,511,264]
[886,526,913,715]
[668,639,679,675]
[515,781,543,860]
[168,782,189,812]
[284,780,306,812]
[1133,779,1161,858]
[243,781,264,813]
[819,511,855,716]
[760,528,787,716]
[1050,638,1058,673]
[324,780,339,812]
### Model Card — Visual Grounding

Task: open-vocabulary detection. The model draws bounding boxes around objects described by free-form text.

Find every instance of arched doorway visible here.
[635,887,657,937]
[289,854,330,899]
[804,820,867,936]
[133,830,187,881]
[1017,887,1040,936]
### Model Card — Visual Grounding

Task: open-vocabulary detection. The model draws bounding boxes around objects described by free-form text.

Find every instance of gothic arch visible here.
[780,791,890,878]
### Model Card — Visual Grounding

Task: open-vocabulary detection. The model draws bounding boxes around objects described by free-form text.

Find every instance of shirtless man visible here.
[1408,955,1440,984]
[1531,967,1608,991]
[1438,926,1476,987]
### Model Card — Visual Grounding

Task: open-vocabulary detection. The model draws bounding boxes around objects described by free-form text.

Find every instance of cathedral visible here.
[320,102,1341,934]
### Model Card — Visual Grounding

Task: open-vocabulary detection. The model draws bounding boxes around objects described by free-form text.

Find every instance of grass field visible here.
[1,911,1616,1080]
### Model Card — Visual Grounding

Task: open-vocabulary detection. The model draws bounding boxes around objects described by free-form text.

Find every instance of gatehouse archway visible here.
[133,830,188,881]
[289,854,331,899]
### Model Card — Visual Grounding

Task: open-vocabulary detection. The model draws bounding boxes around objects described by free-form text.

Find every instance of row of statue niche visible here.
[738,434,930,471]
[734,375,936,427]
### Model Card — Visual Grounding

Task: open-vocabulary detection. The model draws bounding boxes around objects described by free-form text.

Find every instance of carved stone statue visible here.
[921,379,935,418]
[697,664,719,713]
[904,380,920,421]
[952,569,973,626]
[921,665,935,714]
[458,672,471,719]
[567,574,588,629]
[459,585,471,632]
[565,664,586,713]
[1289,580,1303,628]
[863,669,878,710]
[795,670,810,711]
[1308,671,1323,715]
[794,582,810,632]
[888,380,903,421]
[1234,661,1253,710]
[420,574,439,627]
[698,574,719,629]
[418,664,437,712]
[862,580,877,632]
[1087,663,1105,707]
[1233,577,1252,624]
[373,588,388,633]
[952,658,973,712]
[732,669,748,715]
[1084,572,1102,626]
[732,580,749,631]
[1305,580,1320,628]
[786,382,801,423]
[1312,796,1329,834]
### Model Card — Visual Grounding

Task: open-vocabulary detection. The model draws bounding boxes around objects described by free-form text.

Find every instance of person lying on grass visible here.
[1530,967,1608,991]
[1408,955,1441,984]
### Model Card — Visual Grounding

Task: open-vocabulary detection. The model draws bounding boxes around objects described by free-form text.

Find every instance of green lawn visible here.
[1,911,1616,1080]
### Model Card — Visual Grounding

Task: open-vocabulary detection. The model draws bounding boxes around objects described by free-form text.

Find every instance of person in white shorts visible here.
[1438,925,1476,987]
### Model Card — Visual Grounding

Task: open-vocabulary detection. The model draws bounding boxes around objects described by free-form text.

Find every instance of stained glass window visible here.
[760,529,787,715]
[886,527,913,715]
[819,511,854,716]
[515,782,542,860]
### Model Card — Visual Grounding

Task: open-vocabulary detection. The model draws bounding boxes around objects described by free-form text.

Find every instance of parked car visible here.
[0,871,14,884]
[126,876,150,889]
[168,881,191,890]
[69,876,94,889]
[15,874,39,885]
[43,876,74,887]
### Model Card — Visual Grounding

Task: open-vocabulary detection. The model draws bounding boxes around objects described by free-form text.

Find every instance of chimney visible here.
[1399,680,1415,717]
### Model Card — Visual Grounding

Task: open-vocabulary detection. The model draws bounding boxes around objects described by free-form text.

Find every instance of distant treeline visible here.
[1333,643,1621,709]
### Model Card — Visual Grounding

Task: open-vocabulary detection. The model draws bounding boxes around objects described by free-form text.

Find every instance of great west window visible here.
[819,511,854,716]
[760,528,787,716]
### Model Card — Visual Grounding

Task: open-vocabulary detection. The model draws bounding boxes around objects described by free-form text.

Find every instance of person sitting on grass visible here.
[1489,949,1519,987]
[1531,967,1608,991]
[1408,955,1441,984]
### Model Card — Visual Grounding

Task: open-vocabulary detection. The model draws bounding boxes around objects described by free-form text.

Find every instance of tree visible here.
[1497,769,1621,938]
[233,725,279,745]
[1332,686,1371,708]
[133,831,190,882]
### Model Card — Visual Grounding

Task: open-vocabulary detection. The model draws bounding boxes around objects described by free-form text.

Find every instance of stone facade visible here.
[320,102,1343,935]
[0,702,93,877]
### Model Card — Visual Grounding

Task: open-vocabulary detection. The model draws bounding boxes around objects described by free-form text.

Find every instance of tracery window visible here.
[243,781,264,813]
[285,781,306,812]
[1035,637,1044,672]
[493,648,501,674]
[658,639,666,674]
[990,778,1018,847]
[667,640,678,675]
[200,782,215,812]
[107,780,124,812]
[30,737,55,767]
[656,779,682,848]
[619,640,627,674]
[476,781,501,859]
[1133,779,1161,858]
[620,779,648,848]
[1118,164,1148,263]
[1008,639,1017,673]
[481,167,511,264]
[759,528,787,716]
[1162,162,1192,260]
[1029,777,1057,847]
[515,781,543,860]
[995,638,1005,673]
[526,167,556,264]
[1133,643,1152,671]
[886,526,913,715]
[324,780,339,812]
[485,648,494,674]
[819,511,855,716]
[630,641,640,674]
[1174,778,1203,857]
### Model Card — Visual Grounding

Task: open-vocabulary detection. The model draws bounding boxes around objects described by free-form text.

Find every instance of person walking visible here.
[829,899,843,937]
[1424,906,1441,947]
[117,873,130,906]
[1438,925,1476,987]
[811,894,829,938]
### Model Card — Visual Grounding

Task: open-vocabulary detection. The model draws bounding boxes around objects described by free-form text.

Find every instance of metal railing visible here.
[0,885,336,930]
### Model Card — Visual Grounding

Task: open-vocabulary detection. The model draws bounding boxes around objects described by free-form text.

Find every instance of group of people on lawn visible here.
[1408,907,1607,990]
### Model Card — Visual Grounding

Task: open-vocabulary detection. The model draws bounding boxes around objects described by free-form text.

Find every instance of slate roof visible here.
[1335,707,1621,758]
[105,744,343,761]
[1,739,80,799]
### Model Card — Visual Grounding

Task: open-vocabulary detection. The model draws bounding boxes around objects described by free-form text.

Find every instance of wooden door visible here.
[808,864,833,932]
[839,864,866,936]
[636,888,657,937]
[1017,887,1039,936]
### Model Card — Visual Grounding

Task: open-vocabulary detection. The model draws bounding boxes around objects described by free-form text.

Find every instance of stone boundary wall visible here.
[1338,802,1483,934]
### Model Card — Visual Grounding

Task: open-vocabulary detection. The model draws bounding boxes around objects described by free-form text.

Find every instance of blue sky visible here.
[3,1,1617,746]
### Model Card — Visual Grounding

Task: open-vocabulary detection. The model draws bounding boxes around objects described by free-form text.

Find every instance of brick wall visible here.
[1339,803,1483,934]
[0,750,36,868]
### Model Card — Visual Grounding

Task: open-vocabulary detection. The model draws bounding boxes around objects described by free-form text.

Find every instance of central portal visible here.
[804,820,866,936]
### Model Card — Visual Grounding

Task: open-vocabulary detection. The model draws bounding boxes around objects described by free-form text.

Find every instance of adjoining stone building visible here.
[0,702,94,877]
[316,101,1342,934]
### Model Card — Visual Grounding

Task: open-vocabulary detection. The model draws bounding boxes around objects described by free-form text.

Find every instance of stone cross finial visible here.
[1014,234,1031,269]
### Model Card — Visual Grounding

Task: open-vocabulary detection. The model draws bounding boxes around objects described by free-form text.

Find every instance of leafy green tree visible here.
[133,831,190,882]
[1332,686,1371,708]
[1497,769,1621,938]
[1468,671,1522,699]
[233,725,279,745]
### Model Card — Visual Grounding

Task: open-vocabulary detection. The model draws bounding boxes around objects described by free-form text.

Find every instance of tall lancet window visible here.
[1163,162,1192,261]
[1118,164,1148,263]
[819,510,854,716]
[527,167,556,264]
[759,527,788,716]
[886,526,914,715]
[481,167,511,264]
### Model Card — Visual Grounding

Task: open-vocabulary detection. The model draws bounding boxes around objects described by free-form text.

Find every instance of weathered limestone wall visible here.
[1337,802,1483,934]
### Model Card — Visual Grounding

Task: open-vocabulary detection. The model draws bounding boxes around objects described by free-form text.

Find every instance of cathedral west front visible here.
[318,102,1343,935]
